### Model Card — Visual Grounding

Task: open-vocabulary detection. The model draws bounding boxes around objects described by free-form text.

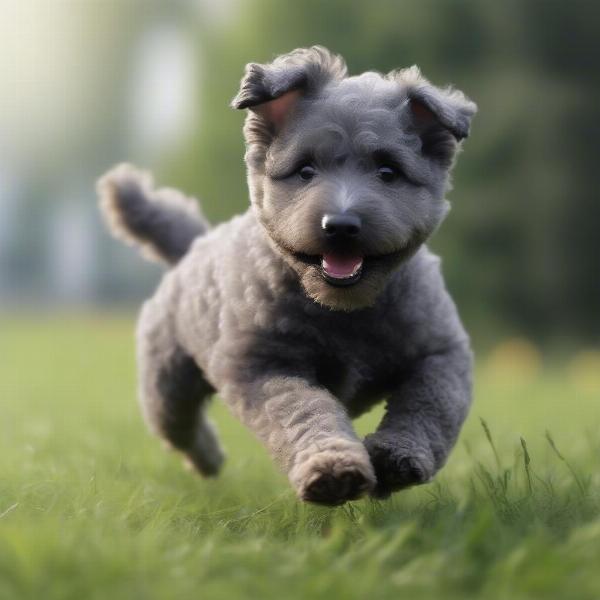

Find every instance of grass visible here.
[0,314,599,600]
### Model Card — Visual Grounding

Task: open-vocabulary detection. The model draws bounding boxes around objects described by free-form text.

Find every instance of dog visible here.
[98,46,476,505]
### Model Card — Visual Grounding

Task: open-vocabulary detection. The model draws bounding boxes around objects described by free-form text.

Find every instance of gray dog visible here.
[98,46,476,505]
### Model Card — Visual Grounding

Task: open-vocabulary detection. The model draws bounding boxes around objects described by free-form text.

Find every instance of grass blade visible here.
[545,430,587,495]
[480,417,502,471]
[520,437,533,495]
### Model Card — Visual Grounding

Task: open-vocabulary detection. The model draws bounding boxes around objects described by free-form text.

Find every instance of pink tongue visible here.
[322,254,363,278]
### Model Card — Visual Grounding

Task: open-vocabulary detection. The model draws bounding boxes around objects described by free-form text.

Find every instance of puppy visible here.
[98,46,476,505]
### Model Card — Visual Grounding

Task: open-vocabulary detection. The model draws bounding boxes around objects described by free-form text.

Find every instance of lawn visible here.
[0,314,599,600]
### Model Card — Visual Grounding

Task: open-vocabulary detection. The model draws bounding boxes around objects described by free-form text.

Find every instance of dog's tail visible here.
[97,164,209,265]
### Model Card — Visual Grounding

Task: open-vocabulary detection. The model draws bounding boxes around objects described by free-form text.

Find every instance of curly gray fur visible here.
[98,46,477,505]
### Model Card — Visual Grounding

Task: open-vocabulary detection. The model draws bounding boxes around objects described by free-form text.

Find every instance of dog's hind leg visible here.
[136,300,225,476]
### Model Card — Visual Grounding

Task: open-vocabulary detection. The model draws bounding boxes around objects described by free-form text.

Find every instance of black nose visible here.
[321,214,362,238]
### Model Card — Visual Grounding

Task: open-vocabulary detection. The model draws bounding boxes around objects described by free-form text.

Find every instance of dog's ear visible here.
[231,46,347,132]
[391,66,477,165]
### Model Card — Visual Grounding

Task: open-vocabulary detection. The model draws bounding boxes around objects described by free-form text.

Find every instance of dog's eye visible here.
[298,164,316,181]
[377,165,400,183]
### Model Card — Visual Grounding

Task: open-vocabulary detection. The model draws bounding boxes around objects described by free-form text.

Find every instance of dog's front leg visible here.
[365,343,473,498]
[224,375,375,505]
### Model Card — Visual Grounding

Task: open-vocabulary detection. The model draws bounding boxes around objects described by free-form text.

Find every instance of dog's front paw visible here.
[290,443,376,506]
[364,434,435,499]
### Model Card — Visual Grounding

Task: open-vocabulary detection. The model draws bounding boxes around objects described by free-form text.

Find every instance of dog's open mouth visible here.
[321,254,363,286]
[279,239,416,289]
[289,248,410,287]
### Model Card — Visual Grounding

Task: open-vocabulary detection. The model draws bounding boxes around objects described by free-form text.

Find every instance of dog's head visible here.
[232,46,476,310]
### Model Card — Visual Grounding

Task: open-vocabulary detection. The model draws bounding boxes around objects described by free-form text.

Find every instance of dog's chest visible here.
[308,310,406,413]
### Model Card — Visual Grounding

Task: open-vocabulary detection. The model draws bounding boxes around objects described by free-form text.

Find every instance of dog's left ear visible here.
[391,66,477,165]
[231,46,347,132]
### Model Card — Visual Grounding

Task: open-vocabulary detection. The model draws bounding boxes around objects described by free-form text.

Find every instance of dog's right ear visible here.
[231,46,347,134]
[231,63,305,131]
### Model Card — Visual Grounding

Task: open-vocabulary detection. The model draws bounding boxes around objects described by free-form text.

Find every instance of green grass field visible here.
[1,315,599,600]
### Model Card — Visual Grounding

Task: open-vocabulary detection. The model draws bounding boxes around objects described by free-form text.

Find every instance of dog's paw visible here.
[291,443,376,506]
[364,434,435,499]
[303,466,372,506]
[182,444,225,478]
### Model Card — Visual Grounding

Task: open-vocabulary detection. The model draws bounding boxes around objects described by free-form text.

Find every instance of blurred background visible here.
[1,0,599,357]
[2,5,600,595]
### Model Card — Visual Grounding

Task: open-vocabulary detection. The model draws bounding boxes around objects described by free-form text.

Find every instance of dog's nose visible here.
[321,214,362,238]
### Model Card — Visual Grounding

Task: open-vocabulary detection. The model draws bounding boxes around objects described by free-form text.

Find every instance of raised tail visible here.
[97,163,209,265]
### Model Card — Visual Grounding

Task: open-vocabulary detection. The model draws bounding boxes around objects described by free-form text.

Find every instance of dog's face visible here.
[232,47,476,310]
